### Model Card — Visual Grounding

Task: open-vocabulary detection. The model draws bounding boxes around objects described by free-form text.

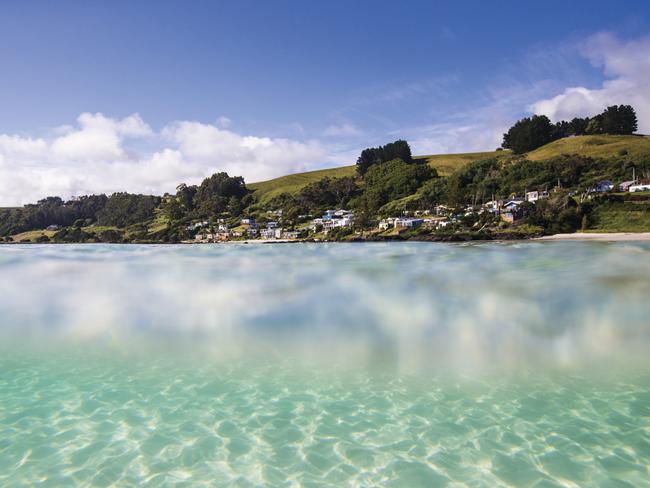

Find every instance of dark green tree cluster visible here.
[96,193,160,227]
[590,105,638,135]
[357,140,413,175]
[503,105,638,154]
[0,195,108,236]
[193,172,249,217]
[525,192,583,234]
[359,158,436,214]
[163,172,251,221]
[502,115,556,154]
[297,177,359,212]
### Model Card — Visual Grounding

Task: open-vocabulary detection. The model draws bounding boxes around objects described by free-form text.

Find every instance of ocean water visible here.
[0,242,649,486]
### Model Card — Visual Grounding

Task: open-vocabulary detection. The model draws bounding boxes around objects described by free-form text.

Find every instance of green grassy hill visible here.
[526,134,650,161]
[248,135,650,205]
[413,150,508,175]
[248,165,357,204]
[248,151,509,204]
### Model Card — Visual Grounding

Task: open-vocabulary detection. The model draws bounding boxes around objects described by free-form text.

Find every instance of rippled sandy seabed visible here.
[1,242,649,487]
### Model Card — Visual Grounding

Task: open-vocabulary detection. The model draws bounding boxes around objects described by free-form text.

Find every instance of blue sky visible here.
[1,0,650,204]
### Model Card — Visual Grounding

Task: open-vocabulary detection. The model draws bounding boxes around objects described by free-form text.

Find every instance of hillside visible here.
[249,150,508,204]
[526,134,650,161]
[248,165,357,204]
[248,135,650,204]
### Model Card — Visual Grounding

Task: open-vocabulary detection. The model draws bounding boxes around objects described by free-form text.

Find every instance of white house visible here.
[619,180,636,192]
[630,180,650,192]
[395,218,424,229]
[525,190,549,202]
[378,219,394,230]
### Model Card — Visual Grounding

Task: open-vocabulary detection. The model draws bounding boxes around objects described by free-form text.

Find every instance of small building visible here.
[630,180,650,192]
[619,180,636,192]
[266,221,279,229]
[525,190,549,203]
[241,218,255,225]
[503,199,524,211]
[46,224,60,231]
[378,219,394,230]
[334,216,354,228]
[395,218,424,229]
[260,228,276,239]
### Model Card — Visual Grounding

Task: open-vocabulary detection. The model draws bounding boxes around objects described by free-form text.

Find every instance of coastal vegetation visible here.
[2,105,650,243]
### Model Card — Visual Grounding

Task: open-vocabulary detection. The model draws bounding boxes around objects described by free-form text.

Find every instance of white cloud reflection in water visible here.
[1,242,649,375]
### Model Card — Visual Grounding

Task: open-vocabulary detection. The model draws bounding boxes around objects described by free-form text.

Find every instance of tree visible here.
[356,140,413,175]
[585,116,603,135]
[193,172,248,218]
[601,105,637,135]
[357,158,436,213]
[502,115,555,154]
[97,193,160,227]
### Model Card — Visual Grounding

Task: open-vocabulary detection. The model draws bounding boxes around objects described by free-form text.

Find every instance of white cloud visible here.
[530,33,650,132]
[0,113,331,206]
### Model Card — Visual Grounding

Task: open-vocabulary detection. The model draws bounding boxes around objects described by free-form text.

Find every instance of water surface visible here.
[1,242,649,486]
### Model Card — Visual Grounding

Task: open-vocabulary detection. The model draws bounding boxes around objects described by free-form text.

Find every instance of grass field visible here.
[10,230,57,242]
[248,165,357,204]
[526,134,650,161]
[249,135,650,204]
[414,150,508,176]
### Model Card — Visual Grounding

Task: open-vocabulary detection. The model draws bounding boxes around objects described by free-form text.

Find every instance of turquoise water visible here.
[1,242,649,486]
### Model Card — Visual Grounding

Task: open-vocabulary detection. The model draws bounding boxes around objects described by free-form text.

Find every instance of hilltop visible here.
[249,135,650,204]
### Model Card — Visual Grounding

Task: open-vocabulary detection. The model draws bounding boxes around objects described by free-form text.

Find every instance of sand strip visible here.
[537,232,650,241]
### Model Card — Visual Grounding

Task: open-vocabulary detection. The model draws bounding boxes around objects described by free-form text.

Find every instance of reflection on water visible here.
[0,242,649,485]
[1,242,649,372]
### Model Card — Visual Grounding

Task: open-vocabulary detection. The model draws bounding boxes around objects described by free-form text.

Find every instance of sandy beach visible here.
[537,232,650,241]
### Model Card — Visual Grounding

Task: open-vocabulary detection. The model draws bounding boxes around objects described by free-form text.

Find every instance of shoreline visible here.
[4,232,650,245]
[536,232,650,241]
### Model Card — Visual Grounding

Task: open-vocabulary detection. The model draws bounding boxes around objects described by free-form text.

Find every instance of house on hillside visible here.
[378,218,394,230]
[630,180,650,192]
[619,180,636,192]
[395,218,424,229]
[502,198,524,211]
[525,190,549,203]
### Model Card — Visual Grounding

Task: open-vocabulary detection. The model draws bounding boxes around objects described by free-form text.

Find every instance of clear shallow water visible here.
[1,242,649,486]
